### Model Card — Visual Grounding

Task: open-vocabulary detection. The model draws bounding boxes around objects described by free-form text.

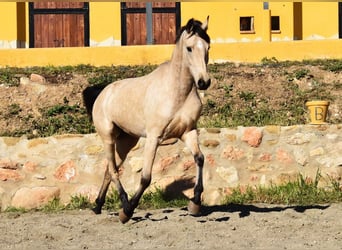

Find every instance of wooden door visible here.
[121,2,180,45]
[29,2,89,48]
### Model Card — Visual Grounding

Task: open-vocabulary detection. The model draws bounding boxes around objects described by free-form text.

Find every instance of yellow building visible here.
[0,2,340,48]
[0,2,341,66]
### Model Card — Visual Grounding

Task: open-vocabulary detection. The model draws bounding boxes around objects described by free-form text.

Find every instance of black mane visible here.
[175,18,210,44]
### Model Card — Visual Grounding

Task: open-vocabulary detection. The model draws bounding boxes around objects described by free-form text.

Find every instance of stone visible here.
[85,145,103,155]
[258,153,272,162]
[11,186,60,209]
[216,166,239,186]
[0,158,20,169]
[206,154,216,167]
[2,137,20,146]
[293,149,308,166]
[23,161,37,172]
[28,138,49,148]
[221,145,244,160]
[276,149,293,164]
[0,168,24,181]
[30,73,46,83]
[205,128,221,134]
[309,147,325,157]
[74,184,100,203]
[129,157,144,173]
[54,160,77,182]
[241,127,263,147]
[225,134,237,142]
[182,160,195,171]
[264,125,281,134]
[286,133,312,145]
[202,139,220,148]
[154,154,180,173]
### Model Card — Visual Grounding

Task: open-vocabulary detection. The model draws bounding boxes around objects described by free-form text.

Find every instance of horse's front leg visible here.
[182,129,204,215]
[119,136,159,223]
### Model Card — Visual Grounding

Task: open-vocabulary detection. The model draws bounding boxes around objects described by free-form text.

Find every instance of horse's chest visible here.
[162,98,202,139]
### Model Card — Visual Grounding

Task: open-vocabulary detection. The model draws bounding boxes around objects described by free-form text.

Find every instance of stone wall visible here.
[0,125,341,210]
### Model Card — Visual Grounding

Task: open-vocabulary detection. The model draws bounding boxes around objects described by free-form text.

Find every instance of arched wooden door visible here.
[121,2,181,45]
[29,2,89,48]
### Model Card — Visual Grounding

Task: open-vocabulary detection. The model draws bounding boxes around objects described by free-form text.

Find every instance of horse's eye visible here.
[186,47,192,52]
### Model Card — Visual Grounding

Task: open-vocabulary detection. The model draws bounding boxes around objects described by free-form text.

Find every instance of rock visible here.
[216,166,239,186]
[276,149,293,164]
[30,73,46,84]
[74,184,100,202]
[286,133,313,145]
[202,139,220,148]
[258,153,272,162]
[293,149,308,166]
[0,158,20,169]
[309,147,325,157]
[241,127,263,147]
[221,145,244,160]
[11,186,60,209]
[129,157,144,173]
[0,168,24,181]
[54,160,77,182]
[154,154,180,173]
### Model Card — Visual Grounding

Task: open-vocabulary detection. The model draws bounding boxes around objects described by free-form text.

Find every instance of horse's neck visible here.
[169,43,194,98]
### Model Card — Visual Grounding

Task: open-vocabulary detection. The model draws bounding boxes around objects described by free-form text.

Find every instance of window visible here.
[271,16,280,33]
[240,16,254,33]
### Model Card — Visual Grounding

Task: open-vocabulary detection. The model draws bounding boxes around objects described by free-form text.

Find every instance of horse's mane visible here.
[175,18,210,44]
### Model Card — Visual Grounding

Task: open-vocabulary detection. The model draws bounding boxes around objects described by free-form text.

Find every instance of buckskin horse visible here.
[83,16,211,223]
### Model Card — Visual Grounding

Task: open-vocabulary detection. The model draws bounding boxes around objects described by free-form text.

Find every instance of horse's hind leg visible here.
[93,133,139,215]
[182,129,204,215]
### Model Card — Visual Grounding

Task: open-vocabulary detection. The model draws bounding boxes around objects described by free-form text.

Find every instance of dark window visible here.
[240,16,254,33]
[271,16,280,31]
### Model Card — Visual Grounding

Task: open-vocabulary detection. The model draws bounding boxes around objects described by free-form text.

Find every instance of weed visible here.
[103,187,122,211]
[260,57,279,67]
[223,171,342,206]
[4,206,28,213]
[139,187,188,209]
[6,103,22,116]
[66,195,93,210]
[39,197,65,212]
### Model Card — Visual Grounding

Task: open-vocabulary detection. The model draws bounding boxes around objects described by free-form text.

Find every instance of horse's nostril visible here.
[198,78,211,90]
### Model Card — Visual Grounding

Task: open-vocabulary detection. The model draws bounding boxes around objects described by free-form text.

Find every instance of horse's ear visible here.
[202,16,209,31]
[185,18,195,33]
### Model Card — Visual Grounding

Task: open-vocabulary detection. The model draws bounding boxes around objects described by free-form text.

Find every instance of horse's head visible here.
[177,16,211,90]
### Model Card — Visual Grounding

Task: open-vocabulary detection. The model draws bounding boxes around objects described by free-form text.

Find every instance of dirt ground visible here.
[0,62,341,136]
[0,63,341,249]
[0,203,341,249]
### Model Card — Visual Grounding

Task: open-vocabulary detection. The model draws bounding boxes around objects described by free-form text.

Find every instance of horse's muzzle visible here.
[197,78,211,90]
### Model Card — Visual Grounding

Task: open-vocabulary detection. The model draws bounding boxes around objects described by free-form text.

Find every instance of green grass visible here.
[2,171,340,214]
[223,171,342,206]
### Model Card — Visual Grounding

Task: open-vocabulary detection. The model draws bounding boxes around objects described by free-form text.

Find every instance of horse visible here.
[82,16,211,223]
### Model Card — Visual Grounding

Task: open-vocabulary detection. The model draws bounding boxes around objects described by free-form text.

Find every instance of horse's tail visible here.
[82,85,106,120]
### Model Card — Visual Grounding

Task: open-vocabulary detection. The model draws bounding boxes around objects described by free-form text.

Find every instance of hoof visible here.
[119,209,131,224]
[188,200,201,216]
[92,206,102,215]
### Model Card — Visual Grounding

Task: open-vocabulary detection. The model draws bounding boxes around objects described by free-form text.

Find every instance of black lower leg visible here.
[192,153,204,205]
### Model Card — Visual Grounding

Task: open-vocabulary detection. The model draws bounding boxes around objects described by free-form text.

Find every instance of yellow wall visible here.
[269,2,294,41]
[1,40,342,67]
[0,2,341,48]
[89,2,121,46]
[303,2,338,40]
[0,3,18,47]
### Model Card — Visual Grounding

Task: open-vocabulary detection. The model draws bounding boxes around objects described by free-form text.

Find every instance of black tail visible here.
[82,85,106,119]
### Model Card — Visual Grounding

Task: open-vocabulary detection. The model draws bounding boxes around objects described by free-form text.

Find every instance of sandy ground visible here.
[0,203,341,250]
